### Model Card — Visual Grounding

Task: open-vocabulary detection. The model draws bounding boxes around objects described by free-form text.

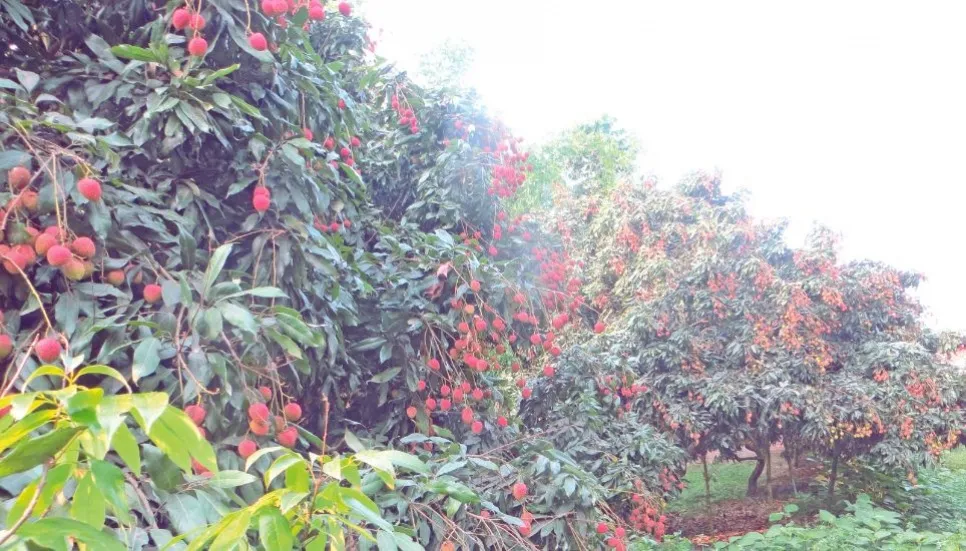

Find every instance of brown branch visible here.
[125,473,159,530]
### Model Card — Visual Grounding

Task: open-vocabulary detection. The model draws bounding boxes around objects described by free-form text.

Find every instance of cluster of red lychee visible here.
[626,494,667,541]
[171,6,209,57]
[483,137,530,198]
[242,387,302,454]
[391,93,419,134]
[252,186,271,213]
[596,522,629,550]
[313,215,351,233]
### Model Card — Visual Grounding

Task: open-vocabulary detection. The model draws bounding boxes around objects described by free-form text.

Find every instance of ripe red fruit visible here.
[342,219,351,229]
[530,334,541,345]
[143,283,163,304]
[302,128,314,141]
[238,438,258,459]
[427,358,441,371]
[452,388,464,402]
[278,426,298,448]
[172,7,192,29]
[439,398,451,411]
[519,525,531,537]
[248,402,270,422]
[106,270,125,286]
[522,387,532,399]
[474,318,487,332]
[77,177,102,201]
[71,237,95,259]
[248,32,267,51]
[337,99,346,110]
[258,386,272,400]
[33,234,57,256]
[457,321,470,334]
[0,334,12,360]
[461,407,474,424]
[253,186,270,197]
[417,380,426,391]
[283,402,302,422]
[46,245,72,267]
[606,537,619,548]
[350,136,361,147]
[323,137,335,150]
[185,404,206,426]
[188,13,206,30]
[308,2,325,20]
[253,193,271,212]
[35,337,62,363]
[249,418,270,435]
[338,2,351,16]
[596,522,609,534]
[339,146,351,159]
[497,416,508,427]
[439,384,451,396]
[188,37,208,57]
[471,388,484,401]
[471,420,483,434]
[406,406,417,419]
[7,166,30,191]
[512,482,528,500]
[469,280,481,292]
[543,365,555,377]
[614,527,626,538]
[425,397,437,411]
[192,458,210,475]
[594,321,606,334]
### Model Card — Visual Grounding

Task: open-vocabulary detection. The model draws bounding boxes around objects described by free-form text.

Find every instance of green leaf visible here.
[0,426,84,478]
[75,364,133,393]
[18,517,125,551]
[203,243,233,297]
[112,423,141,474]
[219,286,289,301]
[132,338,162,382]
[15,68,39,93]
[132,392,169,431]
[140,406,216,473]
[209,510,252,551]
[820,510,837,523]
[207,470,257,488]
[22,365,67,389]
[0,409,56,454]
[265,453,303,488]
[111,44,160,62]
[220,302,258,334]
[379,450,429,474]
[768,512,784,522]
[202,64,240,86]
[259,508,294,551]
[91,459,132,524]
[369,367,401,384]
[71,471,107,529]
[244,445,284,472]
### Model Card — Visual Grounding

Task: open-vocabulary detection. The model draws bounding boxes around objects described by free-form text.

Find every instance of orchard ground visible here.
[666,446,966,543]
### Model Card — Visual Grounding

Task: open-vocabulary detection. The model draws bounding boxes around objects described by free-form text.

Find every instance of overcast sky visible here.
[366,0,966,331]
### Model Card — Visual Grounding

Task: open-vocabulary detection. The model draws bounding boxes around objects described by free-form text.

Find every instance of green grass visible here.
[667,460,755,513]
[941,447,966,471]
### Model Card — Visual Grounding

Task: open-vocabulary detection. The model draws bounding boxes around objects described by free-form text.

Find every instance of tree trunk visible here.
[765,444,773,499]
[786,451,797,494]
[827,448,840,503]
[702,453,712,507]
[747,453,766,497]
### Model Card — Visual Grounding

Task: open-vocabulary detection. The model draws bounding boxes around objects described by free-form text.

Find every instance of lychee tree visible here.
[0,1,650,549]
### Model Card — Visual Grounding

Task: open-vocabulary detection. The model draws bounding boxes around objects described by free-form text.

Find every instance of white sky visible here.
[365,0,966,331]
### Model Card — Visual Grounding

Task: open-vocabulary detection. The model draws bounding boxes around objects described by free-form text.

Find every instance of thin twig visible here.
[125,473,160,530]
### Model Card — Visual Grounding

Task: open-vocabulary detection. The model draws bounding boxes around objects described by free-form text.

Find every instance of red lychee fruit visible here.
[460,407,474,424]
[253,193,271,213]
[188,13,206,30]
[188,37,208,57]
[106,270,125,286]
[471,420,483,434]
[172,7,191,29]
[77,177,102,201]
[440,398,451,411]
[470,280,481,292]
[406,406,417,419]
[238,438,258,459]
[249,32,267,51]
[185,404,206,426]
[71,237,95,259]
[338,2,351,16]
[258,386,272,400]
[512,482,528,500]
[62,259,86,281]
[594,321,606,334]
[543,365,555,377]
[497,416,508,427]
[425,397,437,411]
[143,283,163,304]
[0,334,12,360]
[308,2,325,20]
[283,402,302,422]
[278,426,298,448]
[46,245,72,267]
[250,418,270,435]
[248,402,270,422]
[522,387,532,399]
[417,380,426,391]
[35,337,62,363]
